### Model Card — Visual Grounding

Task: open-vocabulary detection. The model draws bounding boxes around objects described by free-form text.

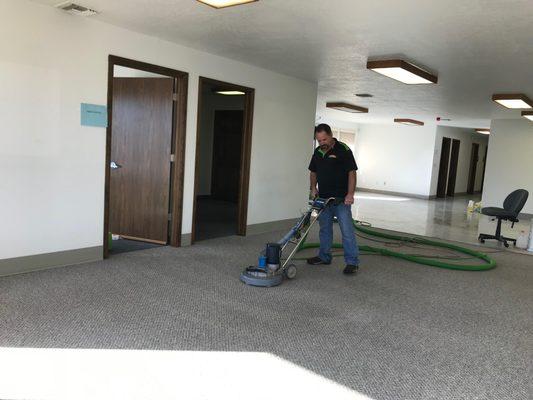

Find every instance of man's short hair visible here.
[315,123,333,136]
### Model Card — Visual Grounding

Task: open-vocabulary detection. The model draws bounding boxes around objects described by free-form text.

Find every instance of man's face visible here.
[315,131,334,151]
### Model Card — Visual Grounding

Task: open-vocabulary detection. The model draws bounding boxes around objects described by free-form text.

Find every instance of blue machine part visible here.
[240,267,283,287]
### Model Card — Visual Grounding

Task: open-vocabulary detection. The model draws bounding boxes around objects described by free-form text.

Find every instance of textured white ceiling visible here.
[33,0,533,127]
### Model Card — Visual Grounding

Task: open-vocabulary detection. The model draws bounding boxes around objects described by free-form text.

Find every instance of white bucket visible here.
[527,219,533,252]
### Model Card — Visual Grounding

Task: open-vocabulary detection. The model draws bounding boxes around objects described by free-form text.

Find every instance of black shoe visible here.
[306,256,331,265]
[343,264,359,275]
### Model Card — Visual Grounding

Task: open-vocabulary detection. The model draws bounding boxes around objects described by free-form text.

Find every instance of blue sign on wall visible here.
[81,103,107,127]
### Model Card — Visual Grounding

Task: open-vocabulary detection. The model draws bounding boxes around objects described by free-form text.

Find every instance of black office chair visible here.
[478,189,529,247]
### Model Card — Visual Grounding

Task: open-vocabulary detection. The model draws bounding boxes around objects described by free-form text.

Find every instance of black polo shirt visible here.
[308,139,358,198]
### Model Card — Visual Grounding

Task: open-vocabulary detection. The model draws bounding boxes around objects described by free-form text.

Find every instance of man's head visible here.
[315,124,335,151]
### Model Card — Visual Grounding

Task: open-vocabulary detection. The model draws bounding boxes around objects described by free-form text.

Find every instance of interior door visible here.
[447,139,461,196]
[437,137,451,198]
[467,143,480,194]
[110,77,174,244]
[211,110,244,202]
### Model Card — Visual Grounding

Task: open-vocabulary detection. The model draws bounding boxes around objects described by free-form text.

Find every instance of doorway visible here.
[104,56,188,257]
[480,145,488,192]
[467,143,480,194]
[446,139,461,196]
[192,77,254,242]
[436,137,460,198]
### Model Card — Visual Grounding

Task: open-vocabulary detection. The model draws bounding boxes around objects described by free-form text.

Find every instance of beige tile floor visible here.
[352,192,533,254]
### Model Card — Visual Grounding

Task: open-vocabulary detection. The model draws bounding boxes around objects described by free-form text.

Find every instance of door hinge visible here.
[172,93,177,101]
[168,213,172,221]
[170,154,175,162]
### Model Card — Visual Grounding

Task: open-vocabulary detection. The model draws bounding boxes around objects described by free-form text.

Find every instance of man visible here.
[307,124,360,274]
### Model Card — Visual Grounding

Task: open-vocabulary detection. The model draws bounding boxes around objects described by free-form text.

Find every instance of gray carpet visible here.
[0,228,531,400]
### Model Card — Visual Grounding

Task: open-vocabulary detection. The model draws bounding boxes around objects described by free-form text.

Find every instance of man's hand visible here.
[310,188,318,199]
[344,193,354,205]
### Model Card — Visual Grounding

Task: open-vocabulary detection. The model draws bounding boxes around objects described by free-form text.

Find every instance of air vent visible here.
[355,93,374,98]
[55,2,98,16]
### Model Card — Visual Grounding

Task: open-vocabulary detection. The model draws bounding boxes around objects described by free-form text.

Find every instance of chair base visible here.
[478,233,516,248]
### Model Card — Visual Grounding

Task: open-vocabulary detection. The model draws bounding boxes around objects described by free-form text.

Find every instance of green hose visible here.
[296,220,496,271]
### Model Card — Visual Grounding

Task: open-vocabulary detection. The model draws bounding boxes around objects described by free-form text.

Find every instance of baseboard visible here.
[246,218,300,236]
[518,212,533,220]
[0,246,103,277]
[356,187,432,200]
[180,233,192,247]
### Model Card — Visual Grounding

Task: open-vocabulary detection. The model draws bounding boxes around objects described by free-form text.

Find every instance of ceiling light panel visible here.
[394,118,424,126]
[475,129,490,134]
[492,94,533,109]
[367,59,437,85]
[326,102,368,114]
[522,111,533,121]
[215,90,245,95]
[197,0,258,9]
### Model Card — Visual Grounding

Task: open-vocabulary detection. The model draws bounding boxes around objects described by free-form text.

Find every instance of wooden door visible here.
[437,137,451,198]
[467,143,480,194]
[211,110,244,202]
[110,77,174,244]
[447,139,461,196]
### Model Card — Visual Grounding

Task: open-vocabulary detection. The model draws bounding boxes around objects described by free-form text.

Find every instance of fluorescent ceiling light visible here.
[522,111,533,121]
[367,59,437,85]
[197,0,258,9]
[394,118,424,126]
[326,102,368,114]
[215,90,245,95]
[492,94,533,109]
[475,128,490,135]
[55,2,98,16]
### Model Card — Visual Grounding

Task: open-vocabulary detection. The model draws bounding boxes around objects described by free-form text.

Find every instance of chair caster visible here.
[478,236,485,243]
[504,242,509,248]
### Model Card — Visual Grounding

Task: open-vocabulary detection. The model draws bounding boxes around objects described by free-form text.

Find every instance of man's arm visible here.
[310,172,318,198]
[345,170,356,205]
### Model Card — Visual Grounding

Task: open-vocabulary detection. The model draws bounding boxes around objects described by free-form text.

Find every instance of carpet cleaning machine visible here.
[240,197,336,287]
[240,196,498,288]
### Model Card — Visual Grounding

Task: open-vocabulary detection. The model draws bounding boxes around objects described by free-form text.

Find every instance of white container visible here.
[528,219,533,252]
[516,231,529,249]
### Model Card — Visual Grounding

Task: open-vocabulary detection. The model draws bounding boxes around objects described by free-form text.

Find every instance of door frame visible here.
[103,55,188,258]
[191,77,255,244]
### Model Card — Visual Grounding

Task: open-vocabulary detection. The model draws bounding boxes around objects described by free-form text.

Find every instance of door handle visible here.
[110,161,122,169]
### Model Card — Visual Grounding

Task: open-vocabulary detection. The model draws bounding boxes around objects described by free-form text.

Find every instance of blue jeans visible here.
[318,203,359,265]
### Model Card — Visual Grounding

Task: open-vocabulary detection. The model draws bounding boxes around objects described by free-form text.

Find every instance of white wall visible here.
[114,65,168,78]
[482,119,533,214]
[429,126,489,196]
[0,0,317,260]
[353,123,437,197]
[197,92,244,196]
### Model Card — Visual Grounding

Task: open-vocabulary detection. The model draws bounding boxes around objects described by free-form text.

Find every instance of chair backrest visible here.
[503,189,529,216]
